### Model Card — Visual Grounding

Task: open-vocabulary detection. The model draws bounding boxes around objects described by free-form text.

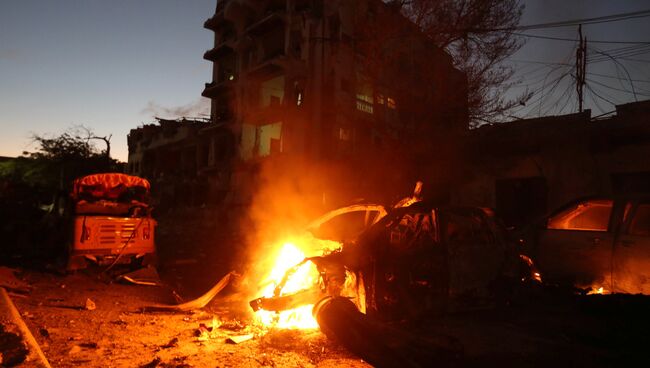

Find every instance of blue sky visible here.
[0,0,215,161]
[1,1,649,161]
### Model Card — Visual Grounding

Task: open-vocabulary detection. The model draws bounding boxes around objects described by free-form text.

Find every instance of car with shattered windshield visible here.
[523,195,650,294]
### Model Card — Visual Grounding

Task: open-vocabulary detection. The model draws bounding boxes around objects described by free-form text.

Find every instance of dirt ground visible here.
[6,267,650,367]
[9,268,369,368]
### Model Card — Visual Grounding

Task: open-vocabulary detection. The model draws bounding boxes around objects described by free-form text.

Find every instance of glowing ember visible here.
[254,243,324,329]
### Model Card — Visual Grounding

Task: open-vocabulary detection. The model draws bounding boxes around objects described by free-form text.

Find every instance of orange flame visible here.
[587,286,607,295]
[254,239,339,329]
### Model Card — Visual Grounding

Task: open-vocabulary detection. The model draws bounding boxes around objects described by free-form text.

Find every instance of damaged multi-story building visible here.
[128,0,468,209]
[127,117,234,208]
[201,0,467,205]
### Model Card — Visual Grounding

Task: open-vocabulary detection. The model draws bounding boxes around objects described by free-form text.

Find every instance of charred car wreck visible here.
[248,186,538,365]
[250,184,536,333]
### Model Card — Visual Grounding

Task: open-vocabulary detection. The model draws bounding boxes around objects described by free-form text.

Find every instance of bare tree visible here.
[72,125,112,158]
[26,126,121,190]
[392,0,528,126]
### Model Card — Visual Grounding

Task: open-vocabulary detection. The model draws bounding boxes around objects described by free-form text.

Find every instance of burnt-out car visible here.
[523,195,650,294]
[341,203,523,320]
[252,199,532,322]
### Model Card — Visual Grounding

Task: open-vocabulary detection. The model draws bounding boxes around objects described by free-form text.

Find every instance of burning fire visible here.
[254,242,331,329]
[587,286,608,295]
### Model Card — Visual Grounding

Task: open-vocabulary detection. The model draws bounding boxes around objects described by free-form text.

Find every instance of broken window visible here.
[356,94,373,114]
[258,122,283,157]
[260,75,285,107]
[629,204,650,236]
[547,199,613,231]
[356,81,374,114]
[240,122,283,159]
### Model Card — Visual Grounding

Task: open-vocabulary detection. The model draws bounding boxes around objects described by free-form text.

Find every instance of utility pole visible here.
[576,25,587,113]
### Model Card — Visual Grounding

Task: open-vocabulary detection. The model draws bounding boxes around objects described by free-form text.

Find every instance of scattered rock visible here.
[256,353,275,367]
[85,298,96,311]
[140,357,161,368]
[39,328,50,339]
[218,320,245,331]
[68,345,82,355]
[160,337,178,349]
[20,311,34,319]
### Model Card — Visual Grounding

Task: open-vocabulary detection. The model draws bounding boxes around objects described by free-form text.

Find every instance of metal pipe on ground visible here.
[0,287,52,368]
[313,297,462,368]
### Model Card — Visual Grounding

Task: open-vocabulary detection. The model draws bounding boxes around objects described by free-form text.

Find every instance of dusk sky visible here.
[1,0,649,162]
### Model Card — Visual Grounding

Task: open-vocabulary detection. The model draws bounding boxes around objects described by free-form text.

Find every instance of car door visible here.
[441,208,505,297]
[613,200,650,294]
[536,198,615,287]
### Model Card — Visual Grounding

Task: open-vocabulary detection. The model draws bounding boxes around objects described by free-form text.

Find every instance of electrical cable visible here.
[513,32,650,45]
[587,84,618,108]
[587,71,650,84]
[588,47,639,100]
[587,78,650,98]
[473,9,650,32]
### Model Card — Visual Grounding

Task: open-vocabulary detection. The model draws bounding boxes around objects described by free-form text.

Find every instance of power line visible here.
[473,9,650,32]
[587,84,617,108]
[514,32,650,45]
[510,59,573,67]
[587,44,650,63]
[588,87,609,114]
[587,78,650,97]
[589,46,640,100]
[587,71,650,84]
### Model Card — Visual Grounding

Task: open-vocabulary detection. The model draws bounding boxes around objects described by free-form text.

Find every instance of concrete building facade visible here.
[201,0,468,205]
[456,100,650,227]
[127,0,468,210]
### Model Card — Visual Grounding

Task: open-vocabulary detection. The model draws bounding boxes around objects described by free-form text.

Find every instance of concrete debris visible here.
[142,271,233,312]
[226,334,254,344]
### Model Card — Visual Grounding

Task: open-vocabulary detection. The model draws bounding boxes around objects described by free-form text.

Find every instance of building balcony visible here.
[203,43,234,62]
[204,15,222,31]
[204,0,230,30]
[202,81,234,99]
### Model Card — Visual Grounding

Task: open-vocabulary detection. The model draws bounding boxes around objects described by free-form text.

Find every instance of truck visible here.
[67,173,157,270]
